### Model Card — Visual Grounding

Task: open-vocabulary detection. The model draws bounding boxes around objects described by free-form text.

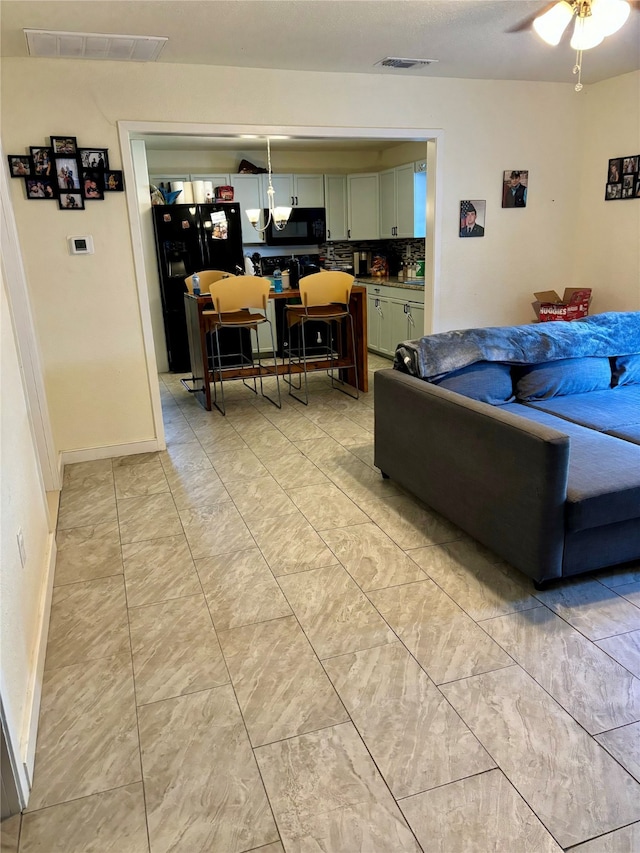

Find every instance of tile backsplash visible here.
[321,238,425,273]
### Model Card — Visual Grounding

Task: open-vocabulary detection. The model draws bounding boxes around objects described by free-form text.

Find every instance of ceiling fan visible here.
[508,0,639,90]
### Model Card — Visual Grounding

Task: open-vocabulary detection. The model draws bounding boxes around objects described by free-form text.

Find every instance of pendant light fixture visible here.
[245,137,292,232]
[533,0,631,91]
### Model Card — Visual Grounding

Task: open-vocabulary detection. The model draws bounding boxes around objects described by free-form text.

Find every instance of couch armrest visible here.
[374,369,570,582]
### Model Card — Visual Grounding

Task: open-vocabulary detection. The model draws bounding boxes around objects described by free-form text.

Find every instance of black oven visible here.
[264,207,326,246]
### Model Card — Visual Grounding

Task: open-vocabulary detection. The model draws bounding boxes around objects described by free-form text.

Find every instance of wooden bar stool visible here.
[203,276,281,415]
[284,271,359,405]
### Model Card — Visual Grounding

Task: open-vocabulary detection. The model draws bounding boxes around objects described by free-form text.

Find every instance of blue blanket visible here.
[394,312,640,380]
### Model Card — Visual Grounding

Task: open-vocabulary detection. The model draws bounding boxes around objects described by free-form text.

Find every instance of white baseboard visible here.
[61,439,161,467]
[20,531,57,792]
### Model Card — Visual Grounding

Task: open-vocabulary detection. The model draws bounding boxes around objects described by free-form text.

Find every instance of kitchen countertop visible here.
[355,276,425,292]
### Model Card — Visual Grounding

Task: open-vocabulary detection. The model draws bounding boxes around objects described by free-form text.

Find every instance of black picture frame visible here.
[7,155,33,178]
[58,191,85,210]
[50,136,78,155]
[30,147,53,176]
[78,148,109,169]
[82,168,104,200]
[606,154,639,201]
[54,156,81,192]
[103,170,124,192]
[25,177,57,200]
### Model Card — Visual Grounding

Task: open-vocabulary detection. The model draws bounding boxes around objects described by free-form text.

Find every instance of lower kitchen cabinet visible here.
[366,283,425,357]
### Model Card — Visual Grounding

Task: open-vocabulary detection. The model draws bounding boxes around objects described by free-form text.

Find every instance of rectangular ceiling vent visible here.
[24,29,168,62]
[375,57,438,70]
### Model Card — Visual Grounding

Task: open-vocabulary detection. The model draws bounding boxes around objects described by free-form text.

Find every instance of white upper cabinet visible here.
[293,175,325,207]
[324,175,348,241]
[261,174,324,207]
[379,163,422,238]
[230,174,265,244]
[379,168,397,239]
[347,173,380,240]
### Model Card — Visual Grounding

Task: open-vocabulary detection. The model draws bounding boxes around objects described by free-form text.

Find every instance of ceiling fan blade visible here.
[505,1,565,33]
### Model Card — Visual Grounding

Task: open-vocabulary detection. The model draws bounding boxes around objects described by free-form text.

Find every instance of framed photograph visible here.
[622,174,635,198]
[54,157,81,191]
[103,170,124,192]
[460,200,486,237]
[622,155,639,174]
[82,168,104,200]
[608,158,622,183]
[58,192,85,210]
[25,177,57,200]
[635,178,640,198]
[502,170,528,208]
[78,148,109,169]
[7,155,33,178]
[30,147,53,176]
[605,183,622,200]
[50,136,78,155]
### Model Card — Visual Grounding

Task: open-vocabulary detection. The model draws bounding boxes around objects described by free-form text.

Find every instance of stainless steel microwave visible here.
[264,207,326,246]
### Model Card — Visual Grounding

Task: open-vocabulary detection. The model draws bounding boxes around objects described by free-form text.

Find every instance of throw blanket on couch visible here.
[394,311,640,380]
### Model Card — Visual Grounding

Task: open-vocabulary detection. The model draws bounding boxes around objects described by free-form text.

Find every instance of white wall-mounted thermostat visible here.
[67,235,94,255]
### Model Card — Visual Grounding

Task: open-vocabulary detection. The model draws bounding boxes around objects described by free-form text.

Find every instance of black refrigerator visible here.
[152,203,244,372]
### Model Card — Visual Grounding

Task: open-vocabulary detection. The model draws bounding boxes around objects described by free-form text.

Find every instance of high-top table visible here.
[183,285,368,411]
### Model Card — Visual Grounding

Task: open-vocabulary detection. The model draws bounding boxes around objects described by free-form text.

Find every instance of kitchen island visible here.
[183,285,368,411]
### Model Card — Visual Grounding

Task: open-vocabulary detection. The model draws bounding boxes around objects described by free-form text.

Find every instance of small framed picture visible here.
[635,178,640,198]
[25,177,57,200]
[30,147,53,176]
[605,183,622,200]
[622,155,639,174]
[78,148,109,169]
[460,200,486,237]
[54,157,81,191]
[608,158,622,183]
[7,155,33,177]
[82,168,104,200]
[502,170,528,208]
[58,192,85,210]
[622,174,635,198]
[103,170,124,192]
[50,136,78,155]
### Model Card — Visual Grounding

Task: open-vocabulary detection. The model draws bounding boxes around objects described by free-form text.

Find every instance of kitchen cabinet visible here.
[230,174,265,244]
[366,283,425,356]
[347,173,380,240]
[379,163,423,238]
[260,174,324,207]
[324,175,348,241]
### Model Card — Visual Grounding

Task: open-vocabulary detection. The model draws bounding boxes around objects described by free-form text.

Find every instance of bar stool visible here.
[284,271,359,405]
[184,269,233,294]
[203,276,281,415]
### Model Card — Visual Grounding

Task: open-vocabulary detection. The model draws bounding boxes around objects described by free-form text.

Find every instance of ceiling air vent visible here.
[375,57,438,70]
[24,29,168,62]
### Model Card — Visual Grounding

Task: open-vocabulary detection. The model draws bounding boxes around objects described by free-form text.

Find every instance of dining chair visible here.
[203,275,281,415]
[284,270,358,405]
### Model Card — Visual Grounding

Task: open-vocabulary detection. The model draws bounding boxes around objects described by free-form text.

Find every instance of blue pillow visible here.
[433,361,514,404]
[515,357,612,401]
[611,354,640,387]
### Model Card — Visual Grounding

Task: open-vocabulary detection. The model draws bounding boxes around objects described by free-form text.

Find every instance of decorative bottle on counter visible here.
[192,273,201,296]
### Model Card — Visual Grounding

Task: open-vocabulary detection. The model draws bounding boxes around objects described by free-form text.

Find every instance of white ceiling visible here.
[2,0,639,87]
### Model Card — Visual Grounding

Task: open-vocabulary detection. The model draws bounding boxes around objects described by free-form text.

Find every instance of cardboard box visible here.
[214,185,234,201]
[533,288,592,322]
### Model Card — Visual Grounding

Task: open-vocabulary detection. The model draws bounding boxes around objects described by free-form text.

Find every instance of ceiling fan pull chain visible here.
[573,48,584,92]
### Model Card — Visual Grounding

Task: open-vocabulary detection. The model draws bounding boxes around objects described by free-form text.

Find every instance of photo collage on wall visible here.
[606,155,640,200]
[7,135,124,210]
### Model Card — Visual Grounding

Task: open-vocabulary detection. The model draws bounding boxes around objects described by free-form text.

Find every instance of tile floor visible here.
[4,355,640,852]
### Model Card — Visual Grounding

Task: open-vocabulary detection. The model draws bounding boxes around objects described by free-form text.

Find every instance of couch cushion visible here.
[433,361,514,404]
[501,403,640,531]
[522,385,640,432]
[605,424,640,445]
[612,353,640,387]
[515,357,612,401]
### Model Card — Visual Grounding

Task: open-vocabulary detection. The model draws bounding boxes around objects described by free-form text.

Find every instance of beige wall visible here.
[1,58,638,458]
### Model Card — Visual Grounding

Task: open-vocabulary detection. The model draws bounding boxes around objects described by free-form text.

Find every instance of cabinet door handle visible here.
[327,229,331,239]
[348,229,351,239]
[291,196,294,206]
[295,196,298,206]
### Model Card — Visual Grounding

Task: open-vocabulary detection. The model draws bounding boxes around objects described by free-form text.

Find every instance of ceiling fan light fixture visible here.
[570,13,606,49]
[533,1,574,45]
[590,0,631,35]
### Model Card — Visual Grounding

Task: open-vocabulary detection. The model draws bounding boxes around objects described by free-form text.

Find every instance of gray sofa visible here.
[374,312,640,587]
